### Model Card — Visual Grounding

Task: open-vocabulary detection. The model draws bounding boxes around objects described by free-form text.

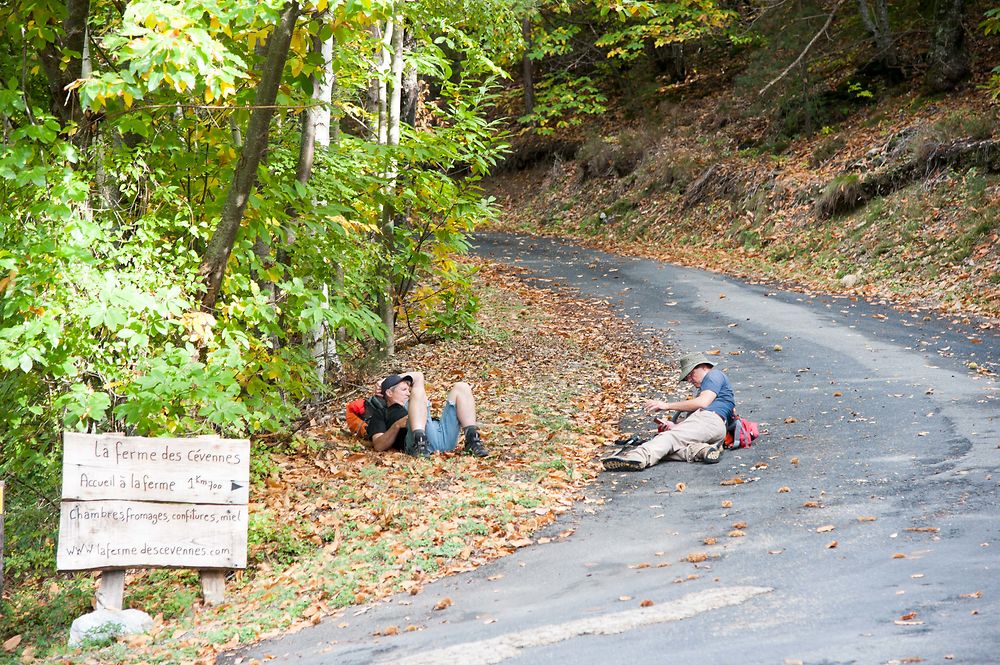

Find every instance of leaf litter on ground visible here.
[43,260,673,664]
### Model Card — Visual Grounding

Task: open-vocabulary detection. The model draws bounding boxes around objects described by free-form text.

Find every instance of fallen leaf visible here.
[675,482,686,493]
[784,417,798,424]
[382,625,399,636]
[960,591,982,599]
[619,595,633,601]
[905,527,940,533]
[433,597,452,611]
[18,646,35,663]
[405,625,419,632]
[857,516,877,522]
[833,392,843,397]
[729,530,745,538]
[893,553,907,559]
[640,599,655,607]
[773,345,783,352]
[686,552,708,563]
[721,500,733,508]
[790,457,800,465]
[778,486,790,493]
[720,476,744,486]
[630,562,651,569]
[704,537,717,545]
[732,521,748,529]
[803,501,821,508]
[826,540,838,549]
[816,525,835,533]
[899,611,918,621]
[3,636,22,653]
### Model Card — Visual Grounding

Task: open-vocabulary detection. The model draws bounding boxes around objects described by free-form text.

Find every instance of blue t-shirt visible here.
[700,368,735,423]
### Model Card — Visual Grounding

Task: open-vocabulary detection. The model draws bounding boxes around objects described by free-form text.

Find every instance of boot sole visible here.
[603,457,644,472]
[703,448,722,464]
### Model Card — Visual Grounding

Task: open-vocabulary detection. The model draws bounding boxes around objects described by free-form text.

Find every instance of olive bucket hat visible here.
[677,353,717,381]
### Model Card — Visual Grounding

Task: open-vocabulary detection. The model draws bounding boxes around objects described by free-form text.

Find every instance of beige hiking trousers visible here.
[621,410,726,468]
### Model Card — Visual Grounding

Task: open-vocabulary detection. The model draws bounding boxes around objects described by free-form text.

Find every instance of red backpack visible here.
[345,395,387,438]
[725,416,761,449]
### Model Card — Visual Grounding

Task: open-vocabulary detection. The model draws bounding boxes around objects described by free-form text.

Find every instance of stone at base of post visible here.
[200,570,227,605]
[96,569,125,611]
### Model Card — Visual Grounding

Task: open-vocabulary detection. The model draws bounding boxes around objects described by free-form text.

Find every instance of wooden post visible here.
[0,480,5,598]
[96,570,125,610]
[200,570,227,606]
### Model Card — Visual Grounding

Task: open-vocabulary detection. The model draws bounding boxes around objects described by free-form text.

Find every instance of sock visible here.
[463,425,479,443]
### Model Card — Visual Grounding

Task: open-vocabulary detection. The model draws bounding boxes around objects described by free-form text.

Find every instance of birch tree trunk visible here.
[199,0,300,310]
[309,32,338,384]
[376,13,403,357]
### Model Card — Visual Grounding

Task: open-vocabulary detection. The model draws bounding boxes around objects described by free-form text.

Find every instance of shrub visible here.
[816,174,864,218]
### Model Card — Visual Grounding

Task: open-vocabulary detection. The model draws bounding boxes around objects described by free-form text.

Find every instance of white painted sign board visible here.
[57,433,250,571]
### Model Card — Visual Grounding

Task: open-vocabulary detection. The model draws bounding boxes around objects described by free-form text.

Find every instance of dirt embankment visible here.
[485,89,999,324]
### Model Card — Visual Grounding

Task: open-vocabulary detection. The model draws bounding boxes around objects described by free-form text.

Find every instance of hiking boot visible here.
[702,446,722,464]
[602,455,644,472]
[410,433,431,457]
[463,433,489,457]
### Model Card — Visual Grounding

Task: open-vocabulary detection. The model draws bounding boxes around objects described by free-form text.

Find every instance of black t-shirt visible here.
[366,397,409,450]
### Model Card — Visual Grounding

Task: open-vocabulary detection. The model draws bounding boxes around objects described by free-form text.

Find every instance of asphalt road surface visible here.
[222,233,999,665]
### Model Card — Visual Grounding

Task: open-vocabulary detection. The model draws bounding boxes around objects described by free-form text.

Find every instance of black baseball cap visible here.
[380,374,413,394]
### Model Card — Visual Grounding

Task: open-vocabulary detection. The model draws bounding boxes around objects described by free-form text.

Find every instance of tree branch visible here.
[759,0,847,96]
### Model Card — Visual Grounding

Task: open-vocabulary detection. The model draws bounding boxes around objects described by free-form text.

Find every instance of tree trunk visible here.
[198,0,300,311]
[857,0,897,68]
[39,0,94,145]
[402,30,419,127]
[924,0,970,93]
[377,14,404,358]
[308,31,339,384]
[521,17,535,116]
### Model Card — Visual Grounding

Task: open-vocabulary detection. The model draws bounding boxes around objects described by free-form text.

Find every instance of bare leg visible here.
[407,372,428,430]
[448,382,477,427]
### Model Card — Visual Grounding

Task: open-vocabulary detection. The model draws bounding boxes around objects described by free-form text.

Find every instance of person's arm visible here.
[645,391,717,414]
[371,415,408,452]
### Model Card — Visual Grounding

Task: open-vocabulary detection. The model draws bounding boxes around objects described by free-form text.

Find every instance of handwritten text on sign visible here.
[58,500,247,569]
[61,433,249,504]
[57,434,250,571]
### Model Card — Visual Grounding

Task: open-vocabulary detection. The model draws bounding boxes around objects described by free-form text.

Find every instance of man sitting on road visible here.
[366,372,489,457]
[603,352,734,471]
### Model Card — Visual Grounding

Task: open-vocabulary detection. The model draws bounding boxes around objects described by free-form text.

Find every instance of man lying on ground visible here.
[366,372,489,457]
[603,352,734,471]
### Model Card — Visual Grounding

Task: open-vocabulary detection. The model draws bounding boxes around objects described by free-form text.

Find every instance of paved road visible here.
[222,233,999,665]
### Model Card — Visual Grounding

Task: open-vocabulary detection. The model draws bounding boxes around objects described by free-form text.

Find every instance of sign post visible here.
[57,434,250,607]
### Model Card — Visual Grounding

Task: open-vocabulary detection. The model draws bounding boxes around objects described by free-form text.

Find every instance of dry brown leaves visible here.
[96,260,664,664]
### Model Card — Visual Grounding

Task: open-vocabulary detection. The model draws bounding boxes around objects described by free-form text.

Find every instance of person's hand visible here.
[393,416,408,429]
[644,400,670,414]
[655,416,675,431]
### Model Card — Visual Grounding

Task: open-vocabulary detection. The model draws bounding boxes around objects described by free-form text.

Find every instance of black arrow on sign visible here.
[231,481,244,491]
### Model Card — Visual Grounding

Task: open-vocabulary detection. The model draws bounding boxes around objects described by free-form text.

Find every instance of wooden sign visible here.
[61,433,249,504]
[57,434,249,571]
[58,500,246,569]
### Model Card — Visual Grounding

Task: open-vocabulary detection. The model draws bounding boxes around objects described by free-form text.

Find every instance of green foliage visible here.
[517,1,735,133]
[0,0,517,591]
[983,9,1000,97]
[594,0,736,60]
